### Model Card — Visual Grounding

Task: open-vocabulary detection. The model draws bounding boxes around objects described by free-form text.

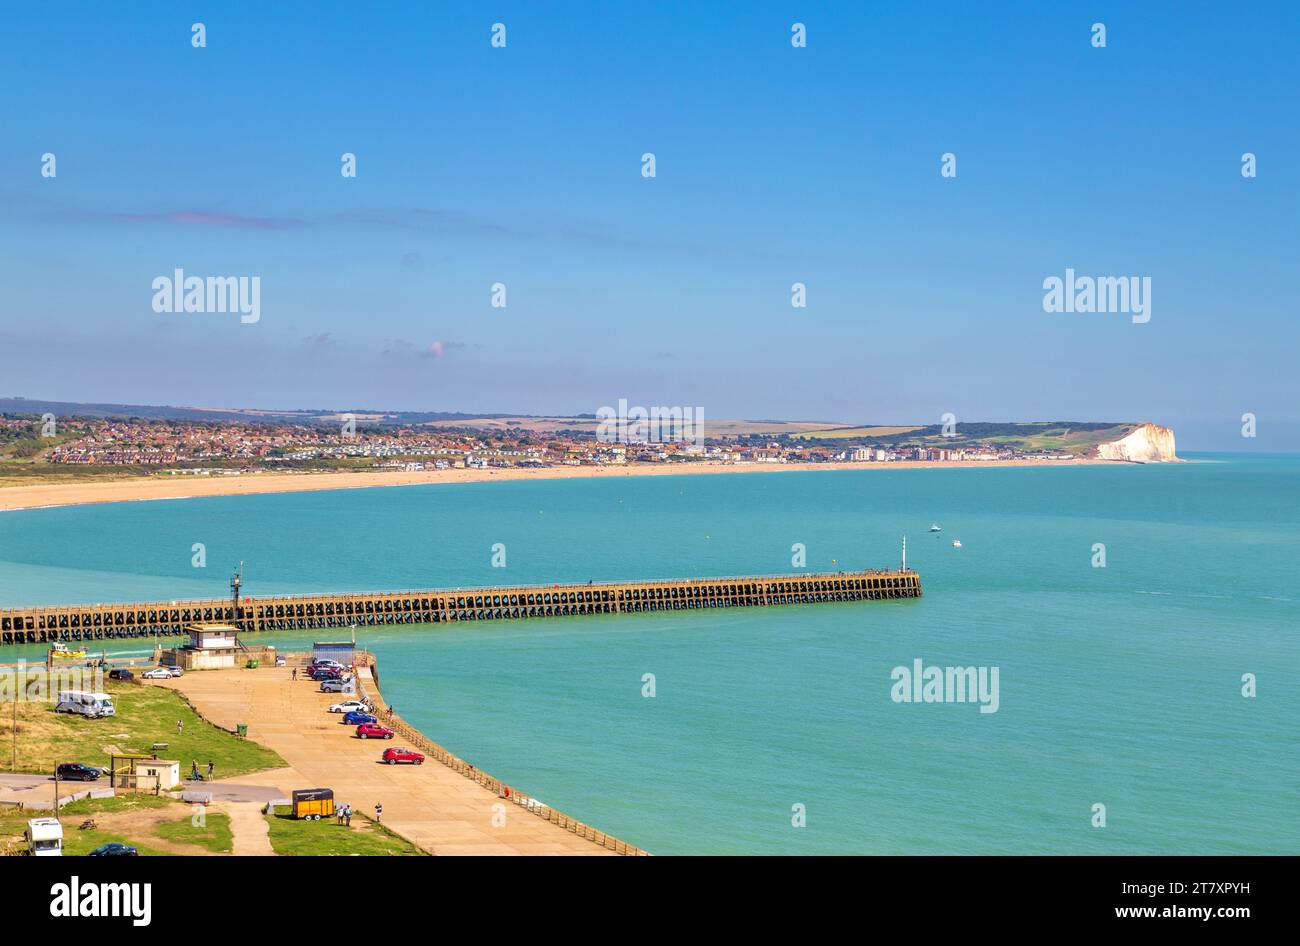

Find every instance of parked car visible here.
[311,668,343,681]
[55,762,101,782]
[342,711,377,726]
[141,667,171,680]
[89,842,138,856]
[356,723,395,740]
[167,666,184,677]
[329,700,369,714]
[320,678,355,694]
[382,747,424,765]
[107,669,134,681]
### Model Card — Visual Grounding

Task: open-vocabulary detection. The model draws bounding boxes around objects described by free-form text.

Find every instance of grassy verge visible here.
[61,829,171,856]
[59,794,173,817]
[0,679,285,778]
[1,795,176,857]
[265,806,425,856]
[155,811,232,853]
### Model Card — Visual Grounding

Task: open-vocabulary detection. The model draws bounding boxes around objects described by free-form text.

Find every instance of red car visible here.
[356,723,395,740]
[382,747,424,765]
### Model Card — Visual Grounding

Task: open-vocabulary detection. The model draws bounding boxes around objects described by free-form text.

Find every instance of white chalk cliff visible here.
[1095,423,1179,463]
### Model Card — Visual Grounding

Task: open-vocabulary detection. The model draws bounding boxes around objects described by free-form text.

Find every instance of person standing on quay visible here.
[374,801,382,823]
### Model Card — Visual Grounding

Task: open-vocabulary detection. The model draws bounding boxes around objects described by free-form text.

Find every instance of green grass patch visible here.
[0,795,177,857]
[1,679,285,779]
[59,793,172,817]
[61,830,171,857]
[155,811,232,853]
[265,806,424,856]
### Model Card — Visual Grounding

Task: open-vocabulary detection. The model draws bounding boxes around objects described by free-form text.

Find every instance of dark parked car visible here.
[89,842,138,856]
[108,668,134,681]
[342,711,377,726]
[55,763,101,782]
[311,668,344,681]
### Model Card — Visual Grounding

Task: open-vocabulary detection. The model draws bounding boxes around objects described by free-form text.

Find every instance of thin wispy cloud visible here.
[108,210,307,230]
[3,188,815,263]
[423,340,466,359]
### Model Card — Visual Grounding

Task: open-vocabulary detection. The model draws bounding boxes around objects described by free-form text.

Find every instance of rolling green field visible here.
[792,421,1135,454]
[791,425,924,440]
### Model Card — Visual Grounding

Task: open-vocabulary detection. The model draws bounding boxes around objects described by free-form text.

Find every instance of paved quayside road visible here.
[160,668,620,856]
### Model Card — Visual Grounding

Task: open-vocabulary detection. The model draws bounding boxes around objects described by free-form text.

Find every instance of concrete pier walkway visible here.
[164,669,620,856]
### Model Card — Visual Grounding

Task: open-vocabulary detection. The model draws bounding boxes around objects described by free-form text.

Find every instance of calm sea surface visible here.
[2,454,1297,854]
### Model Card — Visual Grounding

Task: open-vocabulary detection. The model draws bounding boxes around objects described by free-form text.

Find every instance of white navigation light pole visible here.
[901,534,907,573]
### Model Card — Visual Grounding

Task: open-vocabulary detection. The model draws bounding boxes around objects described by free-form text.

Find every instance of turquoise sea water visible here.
[2,455,1297,854]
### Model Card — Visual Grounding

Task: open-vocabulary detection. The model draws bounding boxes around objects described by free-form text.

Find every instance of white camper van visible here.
[54,690,116,718]
[25,818,63,856]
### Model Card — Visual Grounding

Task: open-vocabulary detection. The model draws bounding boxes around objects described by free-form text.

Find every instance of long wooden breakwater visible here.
[0,568,922,646]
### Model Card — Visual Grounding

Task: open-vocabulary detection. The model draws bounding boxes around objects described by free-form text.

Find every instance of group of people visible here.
[334,802,383,825]
[189,760,214,781]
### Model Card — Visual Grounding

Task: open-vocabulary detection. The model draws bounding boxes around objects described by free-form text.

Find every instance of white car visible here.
[167,666,184,677]
[141,667,171,680]
[329,700,369,714]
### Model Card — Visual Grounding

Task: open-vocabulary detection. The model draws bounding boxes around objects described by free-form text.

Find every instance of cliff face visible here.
[1095,423,1179,463]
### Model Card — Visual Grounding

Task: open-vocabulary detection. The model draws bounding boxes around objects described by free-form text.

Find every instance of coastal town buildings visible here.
[0,414,1079,475]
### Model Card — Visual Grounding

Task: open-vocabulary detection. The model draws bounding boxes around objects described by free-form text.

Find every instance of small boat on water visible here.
[48,642,88,659]
[952,540,962,548]
[929,523,942,533]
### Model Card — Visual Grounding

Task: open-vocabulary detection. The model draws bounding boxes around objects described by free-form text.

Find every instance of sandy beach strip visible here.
[0,458,1116,513]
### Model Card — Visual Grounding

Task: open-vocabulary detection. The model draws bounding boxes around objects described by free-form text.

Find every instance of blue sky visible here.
[1,1,1297,449]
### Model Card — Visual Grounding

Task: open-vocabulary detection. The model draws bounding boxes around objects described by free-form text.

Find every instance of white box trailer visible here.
[25,818,63,856]
[54,690,116,718]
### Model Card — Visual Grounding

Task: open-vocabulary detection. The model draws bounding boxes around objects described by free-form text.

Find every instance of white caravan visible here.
[54,690,116,718]
[25,818,64,856]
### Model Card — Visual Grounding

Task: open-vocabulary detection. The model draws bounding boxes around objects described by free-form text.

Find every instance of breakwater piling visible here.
[0,568,922,646]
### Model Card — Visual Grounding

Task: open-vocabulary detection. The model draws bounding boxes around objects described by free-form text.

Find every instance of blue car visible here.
[342,711,377,726]
[89,842,138,856]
